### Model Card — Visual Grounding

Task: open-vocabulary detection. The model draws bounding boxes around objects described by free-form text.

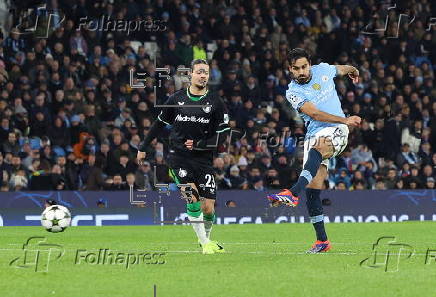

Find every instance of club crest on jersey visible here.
[202,105,212,113]
[322,75,329,82]
[178,169,187,177]
[312,83,321,90]
[224,113,229,124]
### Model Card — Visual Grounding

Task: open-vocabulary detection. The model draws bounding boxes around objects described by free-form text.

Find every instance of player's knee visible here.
[312,144,325,157]
[313,143,332,159]
[203,208,213,216]
[202,205,214,215]
[182,186,200,202]
[192,190,201,202]
[201,202,214,215]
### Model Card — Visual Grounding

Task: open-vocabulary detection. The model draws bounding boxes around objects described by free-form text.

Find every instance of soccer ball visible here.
[41,205,72,232]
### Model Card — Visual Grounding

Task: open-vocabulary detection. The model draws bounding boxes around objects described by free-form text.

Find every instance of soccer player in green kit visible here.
[137,59,230,254]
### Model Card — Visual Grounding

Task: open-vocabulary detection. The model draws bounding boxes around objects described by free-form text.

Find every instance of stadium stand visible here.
[0,0,434,191]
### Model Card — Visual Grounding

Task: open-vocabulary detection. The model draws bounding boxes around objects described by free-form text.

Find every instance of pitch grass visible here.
[1,222,436,297]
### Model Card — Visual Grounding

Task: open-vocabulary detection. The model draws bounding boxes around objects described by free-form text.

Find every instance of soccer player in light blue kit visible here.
[267,48,361,253]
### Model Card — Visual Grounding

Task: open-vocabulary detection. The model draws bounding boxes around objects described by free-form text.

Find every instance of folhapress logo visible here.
[9,237,64,272]
[15,6,65,38]
[175,114,210,124]
[360,236,414,272]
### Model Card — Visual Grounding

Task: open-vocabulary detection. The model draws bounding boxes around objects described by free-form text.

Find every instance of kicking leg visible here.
[291,137,334,196]
[267,136,334,206]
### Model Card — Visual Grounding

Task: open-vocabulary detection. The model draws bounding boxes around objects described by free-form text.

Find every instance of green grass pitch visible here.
[1,222,436,297]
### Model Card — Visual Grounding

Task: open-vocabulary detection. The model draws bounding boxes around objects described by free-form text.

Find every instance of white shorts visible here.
[303,124,349,168]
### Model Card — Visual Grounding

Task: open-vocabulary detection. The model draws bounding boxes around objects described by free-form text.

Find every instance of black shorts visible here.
[167,152,217,200]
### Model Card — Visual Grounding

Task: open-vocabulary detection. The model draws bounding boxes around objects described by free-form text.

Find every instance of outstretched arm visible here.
[136,118,167,164]
[300,101,361,127]
[137,96,175,154]
[335,65,359,83]
[138,119,166,152]
[136,98,175,164]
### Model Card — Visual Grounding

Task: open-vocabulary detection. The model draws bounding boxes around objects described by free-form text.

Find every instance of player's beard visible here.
[194,80,207,89]
[295,72,312,85]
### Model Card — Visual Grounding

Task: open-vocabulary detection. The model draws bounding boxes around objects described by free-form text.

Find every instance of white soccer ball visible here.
[41,205,72,233]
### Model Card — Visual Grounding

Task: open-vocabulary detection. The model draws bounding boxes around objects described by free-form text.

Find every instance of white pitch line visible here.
[127,240,435,246]
[1,247,432,256]
[19,242,352,245]
[0,248,355,255]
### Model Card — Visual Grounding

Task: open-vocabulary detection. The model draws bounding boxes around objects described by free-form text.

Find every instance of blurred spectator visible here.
[225,165,248,190]
[351,145,376,168]
[50,164,66,190]
[48,117,71,147]
[225,200,237,207]
[106,174,128,191]
[418,142,432,165]
[82,154,105,190]
[333,168,351,189]
[9,169,28,190]
[395,179,405,190]
[97,199,107,208]
[335,181,347,190]
[384,169,399,190]
[425,177,435,189]
[383,114,403,161]
[114,108,136,128]
[2,132,19,154]
[264,169,281,190]
[112,154,137,180]
[374,180,387,190]
[352,181,366,190]
[250,176,266,191]
[402,121,422,153]
[126,173,138,189]
[396,143,419,167]
[135,161,154,190]
[351,170,368,189]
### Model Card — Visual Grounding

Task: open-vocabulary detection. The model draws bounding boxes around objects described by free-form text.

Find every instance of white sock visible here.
[204,220,213,239]
[188,213,209,245]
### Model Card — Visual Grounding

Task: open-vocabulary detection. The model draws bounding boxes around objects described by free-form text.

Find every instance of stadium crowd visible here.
[0,0,434,192]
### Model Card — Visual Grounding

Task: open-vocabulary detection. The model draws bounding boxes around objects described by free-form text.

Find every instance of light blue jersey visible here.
[286,63,345,139]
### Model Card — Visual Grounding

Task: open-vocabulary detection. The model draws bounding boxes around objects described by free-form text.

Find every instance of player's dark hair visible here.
[190,59,209,72]
[288,48,311,65]
[45,199,56,206]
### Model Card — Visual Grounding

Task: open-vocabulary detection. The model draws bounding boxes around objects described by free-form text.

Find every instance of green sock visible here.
[204,213,215,239]
[187,202,201,218]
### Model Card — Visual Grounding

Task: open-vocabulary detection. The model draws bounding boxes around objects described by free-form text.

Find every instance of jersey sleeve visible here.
[194,97,231,150]
[318,62,337,78]
[213,97,231,134]
[157,95,176,125]
[286,89,308,112]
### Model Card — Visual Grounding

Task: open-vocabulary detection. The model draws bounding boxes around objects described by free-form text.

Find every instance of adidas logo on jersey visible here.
[175,114,210,123]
